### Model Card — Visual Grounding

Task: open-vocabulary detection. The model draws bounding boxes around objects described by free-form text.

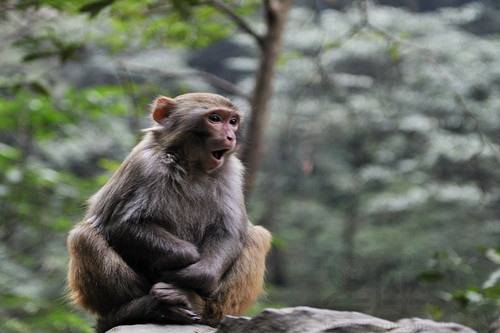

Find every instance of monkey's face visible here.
[150,93,241,175]
[201,108,239,173]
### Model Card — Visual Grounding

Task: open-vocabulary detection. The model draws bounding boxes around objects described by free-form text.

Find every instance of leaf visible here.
[464,290,483,303]
[0,143,21,160]
[58,43,82,62]
[450,290,469,307]
[22,51,57,62]
[98,158,121,172]
[171,0,197,18]
[451,289,483,308]
[27,82,50,96]
[424,303,443,320]
[417,270,444,283]
[51,218,72,232]
[483,268,500,289]
[483,284,500,299]
[388,42,400,62]
[271,235,286,250]
[79,0,114,17]
[486,248,500,264]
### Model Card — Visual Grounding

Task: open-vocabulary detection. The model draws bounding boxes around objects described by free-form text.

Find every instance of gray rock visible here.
[218,307,398,333]
[108,306,477,333]
[108,324,215,333]
[490,317,500,333]
[394,318,477,333]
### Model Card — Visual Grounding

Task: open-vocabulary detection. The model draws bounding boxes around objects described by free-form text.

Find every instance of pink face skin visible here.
[202,108,240,173]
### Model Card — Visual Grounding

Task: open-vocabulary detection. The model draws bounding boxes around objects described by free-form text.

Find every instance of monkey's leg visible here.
[96,287,201,333]
[203,225,272,325]
[67,222,149,315]
[68,223,203,332]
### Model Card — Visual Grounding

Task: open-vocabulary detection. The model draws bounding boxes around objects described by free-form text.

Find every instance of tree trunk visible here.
[241,0,293,196]
[341,198,359,290]
[257,190,288,286]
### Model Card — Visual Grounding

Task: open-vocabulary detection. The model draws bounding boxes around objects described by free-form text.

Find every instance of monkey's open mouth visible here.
[211,149,228,160]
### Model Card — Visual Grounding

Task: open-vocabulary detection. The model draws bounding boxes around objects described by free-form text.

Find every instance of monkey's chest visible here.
[146,176,233,244]
[157,193,222,244]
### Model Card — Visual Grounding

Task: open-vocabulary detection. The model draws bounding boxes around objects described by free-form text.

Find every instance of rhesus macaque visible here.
[67,93,271,333]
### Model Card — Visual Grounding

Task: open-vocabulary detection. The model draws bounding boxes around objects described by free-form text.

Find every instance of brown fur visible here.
[66,93,271,332]
[204,225,272,324]
[67,223,148,314]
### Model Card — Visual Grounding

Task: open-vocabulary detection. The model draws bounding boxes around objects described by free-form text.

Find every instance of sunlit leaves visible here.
[105,3,233,50]
[486,248,500,264]
[483,270,500,290]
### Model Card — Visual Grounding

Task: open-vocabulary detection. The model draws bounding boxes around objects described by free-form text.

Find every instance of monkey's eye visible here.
[229,117,238,126]
[208,113,222,123]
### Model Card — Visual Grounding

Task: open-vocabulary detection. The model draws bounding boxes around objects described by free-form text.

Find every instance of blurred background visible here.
[1,0,500,332]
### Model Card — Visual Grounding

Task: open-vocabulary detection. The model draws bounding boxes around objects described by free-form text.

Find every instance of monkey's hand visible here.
[159,262,219,297]
[153,242,201,272]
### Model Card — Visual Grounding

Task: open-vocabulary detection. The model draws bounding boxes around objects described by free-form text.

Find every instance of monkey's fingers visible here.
[165,306,201,324]
[150,282,191,308]
[177,307,202,322]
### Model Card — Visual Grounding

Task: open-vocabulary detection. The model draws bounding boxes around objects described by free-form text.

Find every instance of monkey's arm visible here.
[104,222,200,275]
[160,222,246,296]
[199,223,245,277]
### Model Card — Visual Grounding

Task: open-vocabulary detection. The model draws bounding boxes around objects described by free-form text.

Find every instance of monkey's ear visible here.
[151,96,176,123]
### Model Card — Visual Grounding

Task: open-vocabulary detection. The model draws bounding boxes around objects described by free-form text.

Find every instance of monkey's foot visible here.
[150,282,201,323]
[150,282,192,307]
[158,305,201,324]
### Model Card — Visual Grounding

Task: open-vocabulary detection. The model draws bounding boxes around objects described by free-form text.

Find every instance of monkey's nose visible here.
[227,136,234,141]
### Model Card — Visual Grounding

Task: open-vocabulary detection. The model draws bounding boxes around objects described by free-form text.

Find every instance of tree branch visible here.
[204,0,265,49]
[117,61,250,100]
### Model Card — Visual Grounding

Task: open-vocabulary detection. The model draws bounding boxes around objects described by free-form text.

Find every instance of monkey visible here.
[66,93,272,333]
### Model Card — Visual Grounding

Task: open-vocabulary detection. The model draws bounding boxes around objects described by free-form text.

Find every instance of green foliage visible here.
[0,2,260,331]
[416,248,500,322]
[1,1,499,332]
[249,4,500,329]
[102,1,257,50]
[79,0,115,17]
[0,84,134,333]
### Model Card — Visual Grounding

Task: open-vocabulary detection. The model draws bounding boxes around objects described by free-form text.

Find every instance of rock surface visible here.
[490,316,500,333]
[109,324,215,333]
[108,306,477,333]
